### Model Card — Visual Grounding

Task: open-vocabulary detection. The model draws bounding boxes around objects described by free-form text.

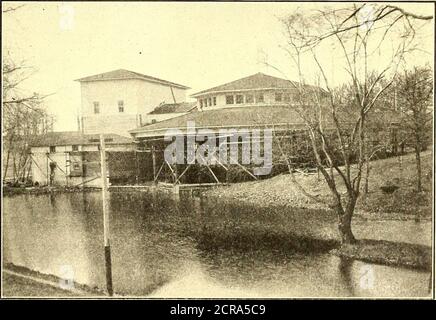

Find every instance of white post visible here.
[99,134,113,296]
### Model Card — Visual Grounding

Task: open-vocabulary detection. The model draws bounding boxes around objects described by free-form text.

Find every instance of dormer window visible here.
[284,94,291,103]
[236,95,244,104]
[118,100,124,113]
[226,95,234,105]
[275,92,282,102]
[93,102,100,114]
[246,95,254,103]
[213,97,217,106]
[208,98,212,106]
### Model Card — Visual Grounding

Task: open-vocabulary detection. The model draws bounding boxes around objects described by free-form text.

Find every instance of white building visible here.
[76,69,190,137]
[191,72,317,110]
[30,131,133,187]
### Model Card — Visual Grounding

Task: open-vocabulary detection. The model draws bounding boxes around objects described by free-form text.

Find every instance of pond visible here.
[2,191,432,298]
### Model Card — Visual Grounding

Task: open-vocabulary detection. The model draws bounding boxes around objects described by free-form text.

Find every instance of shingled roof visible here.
[191,73,314,97]
[130,105,307,138]
[75,69,190,89]
[148,102,197,115]
[30,131,133,147]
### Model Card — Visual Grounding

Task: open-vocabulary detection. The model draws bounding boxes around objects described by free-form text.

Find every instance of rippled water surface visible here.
[3,191,432,297]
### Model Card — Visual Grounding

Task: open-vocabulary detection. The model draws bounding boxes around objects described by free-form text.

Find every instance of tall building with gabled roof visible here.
[76,69,190,137]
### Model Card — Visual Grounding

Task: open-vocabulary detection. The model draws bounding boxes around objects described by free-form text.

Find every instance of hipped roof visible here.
[75,69,190,90]
[191,73,320,97]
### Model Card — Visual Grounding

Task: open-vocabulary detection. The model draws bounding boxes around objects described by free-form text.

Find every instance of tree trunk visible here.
[3,147,11,183]
[415,144,422,192]
[338,212,356,244]
[336,196,357,244]
[364,156,370,195]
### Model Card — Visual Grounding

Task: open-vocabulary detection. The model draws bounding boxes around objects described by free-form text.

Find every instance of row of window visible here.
[199,97,217,108]
[224,92,292,105]
[274,93,292,103]
[225,93,262,105]
[50,145,79,153]
[93,100,124,114]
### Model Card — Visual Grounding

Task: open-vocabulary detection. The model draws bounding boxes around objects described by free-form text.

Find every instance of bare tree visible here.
[273,4,432,243]
[395,66,433,192]
[2,6,54,184]
[2,4,26,14]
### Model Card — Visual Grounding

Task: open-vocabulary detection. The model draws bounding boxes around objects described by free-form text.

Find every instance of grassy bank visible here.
[2,263,104,298]
[2,273,81,298]
[204,150,433,220]
[331,239,432,271]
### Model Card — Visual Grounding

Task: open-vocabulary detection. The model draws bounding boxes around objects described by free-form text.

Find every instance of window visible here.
[93,102,100,114]
[72,145,79,152]
[118,100,124,113]
[245,95,254,103]
[275,92,282,102]
[213,97,217,106]
[284,94,291,103]
[151,119,157,124]
[256,93,264,103]
[73,162,81,171]
[200,99,204,108]
[236,95,244,104]
[208,98,212,106]
[49,146,56,153]
[226,95,234,104]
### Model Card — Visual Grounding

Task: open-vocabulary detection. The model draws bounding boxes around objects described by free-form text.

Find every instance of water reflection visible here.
[338,257,356,296]
[2,191,431,298]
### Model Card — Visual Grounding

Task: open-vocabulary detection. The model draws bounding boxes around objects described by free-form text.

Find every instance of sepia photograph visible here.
[1,0,434,303]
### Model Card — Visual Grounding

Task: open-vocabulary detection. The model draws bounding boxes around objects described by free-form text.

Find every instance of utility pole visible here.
[99,134,113,296]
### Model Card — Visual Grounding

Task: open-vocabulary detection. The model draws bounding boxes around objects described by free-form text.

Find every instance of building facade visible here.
[76,69,190,137]
[191,73,306,111]
[129,73,394,185]
[30,132,133,187]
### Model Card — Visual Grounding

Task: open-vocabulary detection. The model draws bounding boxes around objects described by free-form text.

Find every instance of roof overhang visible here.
[130,122,307,139]
[75,77,190,90]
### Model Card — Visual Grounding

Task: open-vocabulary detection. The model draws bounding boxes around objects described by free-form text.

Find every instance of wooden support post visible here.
[174,164,178,185]
[399,153,403,181]
[152,145,156,183]
[65,152,69,186]
[135,150,139,185]
[99,134,113,296]
[154,161,165,183]
[46,153,49,186]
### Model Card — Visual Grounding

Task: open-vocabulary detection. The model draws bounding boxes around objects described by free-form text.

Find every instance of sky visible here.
[2,1,434,131]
